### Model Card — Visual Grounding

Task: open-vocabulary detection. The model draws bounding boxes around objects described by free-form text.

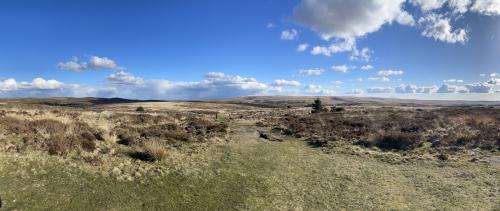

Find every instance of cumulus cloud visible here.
[437,84,466,93]
[361,65,374,70]
[271,79,301,87]
[281,29,298,40]
[297,43,309,52]
[465,83,492,93]
[395,84,418,93]
[350,47,372,61]
[378,70,404,76]
[299,68,324,75]
[106,71,144,85]
[332,65,350,73]
[448,0,472,13]
[418,13,468,44]
[471,0,500,16]
[293,0,414,40]
[367,84,439,94]
[0,77,79,98]
[368,76,390,82]
[0,79,18,91]
[58,56,125,71]
[346,89,364,95]
[410,0,448,11]
[366,87,395,93]
[302,84,335,95]
[310,38,355,56]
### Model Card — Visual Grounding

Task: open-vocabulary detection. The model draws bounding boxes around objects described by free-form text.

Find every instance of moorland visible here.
[0,96,498,210]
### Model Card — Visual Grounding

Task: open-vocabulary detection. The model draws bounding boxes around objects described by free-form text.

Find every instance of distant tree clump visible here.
[311,97,324,113]
[136,106,145,112]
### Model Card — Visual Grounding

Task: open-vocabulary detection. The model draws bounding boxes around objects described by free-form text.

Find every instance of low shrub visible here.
[136,106,145,112]
[371,131,422,151]
[307,137,329,147]
[143,141,167,161]
[47,135,75,156]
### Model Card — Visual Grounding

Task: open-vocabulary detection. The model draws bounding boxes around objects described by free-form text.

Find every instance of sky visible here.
[1,0,500,100]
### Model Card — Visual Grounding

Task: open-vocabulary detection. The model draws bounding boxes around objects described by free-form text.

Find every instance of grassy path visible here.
[0,123,498,210]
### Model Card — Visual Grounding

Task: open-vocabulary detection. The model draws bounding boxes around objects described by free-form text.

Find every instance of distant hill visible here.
[216,96,500,108]
[0,97,164,108]
[1,96,499,108]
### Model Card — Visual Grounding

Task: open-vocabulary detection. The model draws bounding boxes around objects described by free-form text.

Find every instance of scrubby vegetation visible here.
[264,107,500,155]
[0,105,227,163]
[0,99,498,210]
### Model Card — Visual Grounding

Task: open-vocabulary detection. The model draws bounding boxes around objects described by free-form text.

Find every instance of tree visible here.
[312,97,323,113]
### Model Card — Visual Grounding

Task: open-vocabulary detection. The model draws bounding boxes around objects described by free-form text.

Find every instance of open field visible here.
[0,97,499,210]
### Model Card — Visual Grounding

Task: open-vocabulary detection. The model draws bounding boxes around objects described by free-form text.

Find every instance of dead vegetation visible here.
[264,107,500,154]
[0,105,227,162]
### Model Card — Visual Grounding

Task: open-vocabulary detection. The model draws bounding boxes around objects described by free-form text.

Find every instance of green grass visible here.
[0,124,499,210]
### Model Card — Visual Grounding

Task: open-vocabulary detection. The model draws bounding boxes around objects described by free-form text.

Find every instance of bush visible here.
[47,135,75,156]
[372,131,422,150]
[307,137,329,147]
[136,106,145,112]
[143,141,167,161]
[331,107,345,112]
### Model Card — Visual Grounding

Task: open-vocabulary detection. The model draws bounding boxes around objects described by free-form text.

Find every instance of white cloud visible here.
[293,0,414,40]
[299,68,324,75]
[418,13,468,44]
[361,65,374,70]
[367,87,395,93]
[448,0,472,13]
[465,83,492,93]
[310,38,355,56]
[281,29,298,40]
[0,77,73,98]
[350,47,372,61]
[436,84,468,93]
[302,84,335,95]
[332,80,344,85]
[57,57,86,72]
[297,43,309,52]
[332,65,350,73]
[267,22,275,28]
[410,0,447,11]
[106,71,144,85]
[480,73,486,77]
[0,79,18,91]
[30,78,63,90]
[491,73,499,77]
[347,89,364,95]
[417,85,439,93]
[487,78,500,85]
[367,84,440,94]
[443,79,464,83]
[58,56,125,71]
[471,0,500,16]
[395,84,418,93]
[368,76,390,82]
[272,79,301,87]
[378,70,404,76]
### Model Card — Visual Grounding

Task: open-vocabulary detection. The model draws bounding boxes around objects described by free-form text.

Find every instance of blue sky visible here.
[1,0,500,100]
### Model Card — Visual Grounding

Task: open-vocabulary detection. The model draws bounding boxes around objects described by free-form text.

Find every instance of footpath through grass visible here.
[0,123,499,210]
